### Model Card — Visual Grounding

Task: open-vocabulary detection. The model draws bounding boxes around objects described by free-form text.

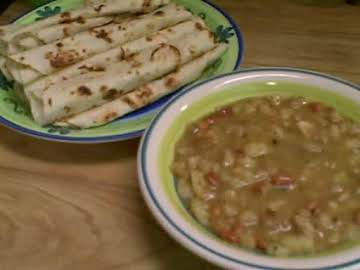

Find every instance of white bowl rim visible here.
[138,67,360,270]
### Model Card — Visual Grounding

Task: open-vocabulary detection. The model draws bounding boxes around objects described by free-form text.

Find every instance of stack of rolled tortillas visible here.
[0,0,227,128]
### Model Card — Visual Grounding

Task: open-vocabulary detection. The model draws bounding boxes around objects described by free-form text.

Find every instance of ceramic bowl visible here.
[138,67,360,270]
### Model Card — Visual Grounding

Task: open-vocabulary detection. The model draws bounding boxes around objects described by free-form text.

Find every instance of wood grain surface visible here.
[0,1,359,269]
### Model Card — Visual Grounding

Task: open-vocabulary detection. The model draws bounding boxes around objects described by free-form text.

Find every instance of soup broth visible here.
[171,96,360,256]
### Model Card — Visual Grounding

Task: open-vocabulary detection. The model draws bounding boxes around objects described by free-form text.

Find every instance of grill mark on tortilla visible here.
[134,11,147,16]
[122,96,137,108]
[59,12,72,24]
[165,20,184,31]
[70,91,75,95]
[165,77,179,88]
[146,36,153,42]
[62,76,68,81]
[195,22,205,31]
[60,11,70,18]
[117,54,124,61]
[78,86,92,96]
[143,0,151,8]
[103,111,118,122]
[136,85,153,99]
[117,47,125,61]
[150,44,181,66]
[124,52,139,62]
[95,29,113,43]
[94,4,105,12]
[100,20,114,28]
[208,31,216,43]
[100,86,108,93]
[76,16,86,24]
[154,10,165,16]
[60,12,71,20]
[150,44,165,60]
[48,98,52,106]
[60,15,86,24]
[20,56,25,61]
[56,42,63,48]
[64,106,71,113]
[102,89,123,101]
[63,27,70,37]
[132,61,142,68]
[78,65,105,72]
[47,50,81,68]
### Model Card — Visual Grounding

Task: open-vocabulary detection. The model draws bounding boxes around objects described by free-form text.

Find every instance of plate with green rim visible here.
[0,0,243,143]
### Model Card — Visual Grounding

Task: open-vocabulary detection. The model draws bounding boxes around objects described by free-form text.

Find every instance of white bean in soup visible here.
[171,95,360,256]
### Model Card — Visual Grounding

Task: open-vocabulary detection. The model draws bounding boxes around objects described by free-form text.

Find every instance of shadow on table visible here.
[0,126,139,164]
[0,125,219,268]
[134,210,223,270]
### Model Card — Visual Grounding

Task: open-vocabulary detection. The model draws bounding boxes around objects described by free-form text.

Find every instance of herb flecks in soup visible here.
[171,96,360,256]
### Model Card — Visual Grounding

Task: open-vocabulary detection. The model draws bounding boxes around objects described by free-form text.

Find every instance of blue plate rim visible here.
[2,0,244,143]
[139,67,360,270]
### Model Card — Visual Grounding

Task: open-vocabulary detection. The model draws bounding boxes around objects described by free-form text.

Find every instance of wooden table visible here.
[0,1,359,269]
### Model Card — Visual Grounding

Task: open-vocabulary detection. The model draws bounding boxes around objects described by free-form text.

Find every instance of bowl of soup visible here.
[137,68,360,270]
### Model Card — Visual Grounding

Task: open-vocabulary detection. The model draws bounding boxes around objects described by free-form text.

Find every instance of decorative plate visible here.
[0,0,243,143]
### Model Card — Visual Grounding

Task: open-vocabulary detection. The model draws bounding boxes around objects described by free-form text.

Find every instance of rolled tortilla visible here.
[9,4,191,75]
[0,0,169,54]
[24,18,208,97]
[28,30,217,125]
[5,16,117,85]
[55,44,227,128]
[15,16,115,50]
